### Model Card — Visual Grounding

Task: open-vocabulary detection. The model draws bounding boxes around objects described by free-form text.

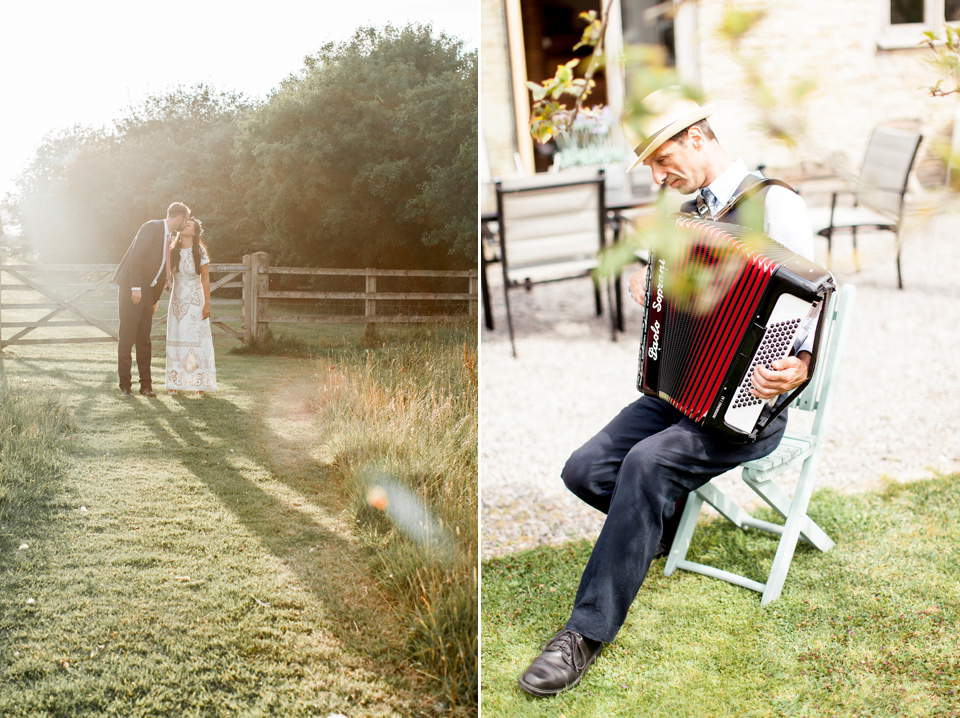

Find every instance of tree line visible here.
[3,25,477,270]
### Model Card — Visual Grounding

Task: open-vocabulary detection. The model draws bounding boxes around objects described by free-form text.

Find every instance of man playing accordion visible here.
[519,87,818,698]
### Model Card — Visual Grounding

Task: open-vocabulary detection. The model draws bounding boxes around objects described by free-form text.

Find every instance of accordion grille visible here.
[659,219,780,420]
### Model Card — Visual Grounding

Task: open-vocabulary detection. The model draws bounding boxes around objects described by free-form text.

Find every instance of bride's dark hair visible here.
[171,217,207,274]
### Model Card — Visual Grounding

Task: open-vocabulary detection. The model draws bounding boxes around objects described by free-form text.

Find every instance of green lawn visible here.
[0,327,475,716]
[482,477,960,717]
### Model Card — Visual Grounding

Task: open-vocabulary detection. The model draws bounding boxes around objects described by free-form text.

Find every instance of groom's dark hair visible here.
[166,202,191,219]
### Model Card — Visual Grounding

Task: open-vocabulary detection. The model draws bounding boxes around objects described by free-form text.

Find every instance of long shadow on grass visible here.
[112,392,411,678]
[3,353,411,688]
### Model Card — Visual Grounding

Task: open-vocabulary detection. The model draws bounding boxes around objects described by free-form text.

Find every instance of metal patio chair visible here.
[808,127,921,289]
[495,168,615,356]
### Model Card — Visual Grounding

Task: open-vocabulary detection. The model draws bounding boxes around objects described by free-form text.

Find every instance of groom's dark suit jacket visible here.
[112,219,167,304]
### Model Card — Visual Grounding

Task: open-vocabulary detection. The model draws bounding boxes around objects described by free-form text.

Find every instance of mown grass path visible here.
[1,342,424,716]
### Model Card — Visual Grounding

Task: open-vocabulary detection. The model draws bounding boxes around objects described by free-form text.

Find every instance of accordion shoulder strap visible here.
[713,177,796,220]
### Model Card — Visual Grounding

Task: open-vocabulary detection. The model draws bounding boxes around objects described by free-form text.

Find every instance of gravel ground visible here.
[480,206,960,559]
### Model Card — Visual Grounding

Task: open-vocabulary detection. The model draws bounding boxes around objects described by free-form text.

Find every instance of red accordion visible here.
[637,217,835,441]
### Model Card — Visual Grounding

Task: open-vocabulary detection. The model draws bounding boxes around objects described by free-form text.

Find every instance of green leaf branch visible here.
[526,0,614,143]
[924,25,960,97]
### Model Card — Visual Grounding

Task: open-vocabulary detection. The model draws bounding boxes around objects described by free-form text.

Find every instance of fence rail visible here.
[0,253,478,349]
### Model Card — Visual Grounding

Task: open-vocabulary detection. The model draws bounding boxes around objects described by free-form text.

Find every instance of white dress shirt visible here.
[701,158,814,261]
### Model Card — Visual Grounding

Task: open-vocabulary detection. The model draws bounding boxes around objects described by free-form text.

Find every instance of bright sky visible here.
[0,1,478,206]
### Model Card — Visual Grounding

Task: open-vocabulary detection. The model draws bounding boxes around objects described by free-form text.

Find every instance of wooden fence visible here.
[0,252,478,349]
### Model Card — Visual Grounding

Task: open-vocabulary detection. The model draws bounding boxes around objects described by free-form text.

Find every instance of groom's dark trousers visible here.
[560,395,787,642]
[116,291,157,392]
[112,219,166,392]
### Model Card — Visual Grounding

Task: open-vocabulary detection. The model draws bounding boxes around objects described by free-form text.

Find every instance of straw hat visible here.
[626,87,716,172]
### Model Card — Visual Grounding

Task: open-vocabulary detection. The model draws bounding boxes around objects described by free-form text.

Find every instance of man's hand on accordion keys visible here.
[750,351,812,400]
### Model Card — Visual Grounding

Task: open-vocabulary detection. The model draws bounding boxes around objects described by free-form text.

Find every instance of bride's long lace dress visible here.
[165,245,217,391]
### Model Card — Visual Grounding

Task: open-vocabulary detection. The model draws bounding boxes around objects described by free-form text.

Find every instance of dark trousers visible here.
[117,288,156,391]
[562,395,786,643]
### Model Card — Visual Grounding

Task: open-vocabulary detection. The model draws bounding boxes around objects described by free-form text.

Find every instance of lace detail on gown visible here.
[165,246,217,391]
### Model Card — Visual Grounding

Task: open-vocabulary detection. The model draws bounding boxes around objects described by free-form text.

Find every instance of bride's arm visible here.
[200,263,211,320]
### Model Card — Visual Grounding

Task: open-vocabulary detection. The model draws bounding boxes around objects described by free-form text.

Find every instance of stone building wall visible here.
[695,0,959,185]
[481,0,520,191]
[479,0,960,187]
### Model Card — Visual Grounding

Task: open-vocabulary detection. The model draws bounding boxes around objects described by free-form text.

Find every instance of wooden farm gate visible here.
[0,262,247,349]
[0,264,121,349]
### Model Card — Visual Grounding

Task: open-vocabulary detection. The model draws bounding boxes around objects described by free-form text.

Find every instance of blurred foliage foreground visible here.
[3,24,477,271]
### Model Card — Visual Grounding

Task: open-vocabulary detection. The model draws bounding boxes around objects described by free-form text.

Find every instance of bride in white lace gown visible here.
[165,217,217,395]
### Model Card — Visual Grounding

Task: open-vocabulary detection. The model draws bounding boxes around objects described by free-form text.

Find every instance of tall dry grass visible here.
[312,323,478,713]
[0,383,73,526]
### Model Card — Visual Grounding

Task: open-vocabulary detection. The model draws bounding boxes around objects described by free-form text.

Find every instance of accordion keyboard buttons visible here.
[730,318,803,408]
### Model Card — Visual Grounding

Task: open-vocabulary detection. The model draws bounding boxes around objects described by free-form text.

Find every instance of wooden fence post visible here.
[242,254,253,344]
[468,272,478,319]
[364,269,377,341]
[252,252,270,343]
[243,252,270,344]
[364,270,378,322]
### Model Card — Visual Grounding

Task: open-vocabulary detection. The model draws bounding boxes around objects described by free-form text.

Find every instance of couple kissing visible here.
[113,202,217,398]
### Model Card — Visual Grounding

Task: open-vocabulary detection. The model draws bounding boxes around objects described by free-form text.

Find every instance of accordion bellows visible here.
[637,218,835,441]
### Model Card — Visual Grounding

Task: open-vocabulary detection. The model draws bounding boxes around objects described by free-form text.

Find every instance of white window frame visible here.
[880,0,960,49]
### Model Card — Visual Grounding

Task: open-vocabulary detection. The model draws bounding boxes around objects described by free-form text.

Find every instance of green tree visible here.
[7,26,478,269]
[106,85,259,262]
[233,24,477,269]
[5,85,253,264]
[399,52,478,259]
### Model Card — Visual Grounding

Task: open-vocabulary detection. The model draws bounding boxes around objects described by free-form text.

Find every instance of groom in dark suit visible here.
[112,202,191,397]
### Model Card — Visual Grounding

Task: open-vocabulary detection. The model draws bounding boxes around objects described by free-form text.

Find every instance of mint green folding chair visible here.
[664,283,856,604]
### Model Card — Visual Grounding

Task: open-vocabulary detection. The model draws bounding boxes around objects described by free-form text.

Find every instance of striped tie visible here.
[696,188,715,217]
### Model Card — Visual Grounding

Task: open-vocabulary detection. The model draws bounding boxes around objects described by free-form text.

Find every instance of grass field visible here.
[0,321,477,716]
[482,476,960,717]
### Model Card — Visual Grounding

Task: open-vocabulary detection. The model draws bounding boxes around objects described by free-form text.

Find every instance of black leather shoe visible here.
[139,389,157,397]
[120,388,133,397]
[518,629,602,697]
